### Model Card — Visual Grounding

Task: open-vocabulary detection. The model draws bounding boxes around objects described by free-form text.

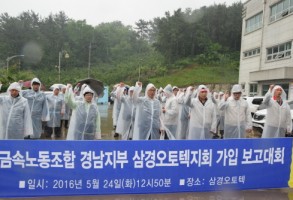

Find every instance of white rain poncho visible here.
[132,83,161,140]
[116,86,136,140]
[65,85,101,140]
[219,84,252,139]
[74,83,88,102]
[111,85,122,128]
[21,78,50,138]
[0,82,33,139]
[162,84,178,138]
[218,92,225,131]
[59,92,71,120]
[176,90,190,139]
[211,92,221,135]
[157,87,167,132]
[262,85,292,138]
[185,85,217,140]
[46,87,64,128]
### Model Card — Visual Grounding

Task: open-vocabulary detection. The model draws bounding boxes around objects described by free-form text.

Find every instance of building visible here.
[239,0,293,99]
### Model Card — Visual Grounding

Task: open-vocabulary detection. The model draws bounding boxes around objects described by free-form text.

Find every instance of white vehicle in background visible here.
[243,96,264,116]
[252,100,293,134]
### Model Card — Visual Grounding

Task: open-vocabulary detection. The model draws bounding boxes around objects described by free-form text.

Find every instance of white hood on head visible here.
[7,82,21,93]
[163,84,173,97]
[82,86,95,96]
[272,85,287,100]
[31,78,41,86]
[145,83,156,97]
[196,85,210,99]
[30,77,42,91]
[231,84,242,93]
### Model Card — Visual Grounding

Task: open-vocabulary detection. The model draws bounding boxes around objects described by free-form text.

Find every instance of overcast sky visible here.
[0,0,242,26]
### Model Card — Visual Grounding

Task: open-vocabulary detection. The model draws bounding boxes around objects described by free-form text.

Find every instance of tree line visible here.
[0,2,242,88]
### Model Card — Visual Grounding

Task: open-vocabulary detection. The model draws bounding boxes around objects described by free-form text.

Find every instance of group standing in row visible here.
[0,78,291,140]
[111,82,292,140]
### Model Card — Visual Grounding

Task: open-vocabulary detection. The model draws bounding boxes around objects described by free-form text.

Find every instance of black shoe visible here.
[114,133,119,137]
[24,135,31,139]
[212,135,220,139]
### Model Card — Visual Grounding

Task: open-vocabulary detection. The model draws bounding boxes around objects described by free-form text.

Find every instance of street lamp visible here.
[58,51,69,82]
[6,55,24,72]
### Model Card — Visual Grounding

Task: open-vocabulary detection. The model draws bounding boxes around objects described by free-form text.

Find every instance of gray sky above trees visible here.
[0,0,242,26]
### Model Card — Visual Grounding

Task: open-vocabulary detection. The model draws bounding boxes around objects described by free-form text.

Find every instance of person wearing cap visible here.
[65,84,101,140]
[185,85,217,140]
[115,84,136,140]
[21,78,50,139]
[262,85,292,138]
[219,84,252,139]
[161,84,178,139]
[0,82,33,139]
[132,82,162,140]
[45,86,65,139]
[172,86,179,96]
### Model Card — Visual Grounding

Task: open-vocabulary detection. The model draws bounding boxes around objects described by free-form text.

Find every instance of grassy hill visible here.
[149,64,239,88]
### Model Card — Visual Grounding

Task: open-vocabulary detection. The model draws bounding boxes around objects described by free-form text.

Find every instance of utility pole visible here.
[88,42,92,78]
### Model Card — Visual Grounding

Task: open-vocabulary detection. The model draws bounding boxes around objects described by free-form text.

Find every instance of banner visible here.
[0,138,292,197]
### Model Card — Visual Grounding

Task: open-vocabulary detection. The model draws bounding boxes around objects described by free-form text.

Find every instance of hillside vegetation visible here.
[0,2,242,89]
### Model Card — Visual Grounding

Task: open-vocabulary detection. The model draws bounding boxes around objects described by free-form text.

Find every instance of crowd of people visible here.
[111,82,292,140]
[0,78,291,140]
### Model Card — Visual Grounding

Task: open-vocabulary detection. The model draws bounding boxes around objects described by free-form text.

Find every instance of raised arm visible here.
[133,82,143,105]
[218,92,230,111]
[65,84,78,109]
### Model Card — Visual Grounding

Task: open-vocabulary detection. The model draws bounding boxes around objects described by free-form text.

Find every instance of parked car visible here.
[243,96,264,116]
[252,100,293,133]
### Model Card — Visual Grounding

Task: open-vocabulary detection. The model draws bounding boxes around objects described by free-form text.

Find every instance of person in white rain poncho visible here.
[262,85,292,138]
[172,86,179,96]
[65,84,101,140]
[185,85,217,140]
[21,78,50,138]
[116,84,136,140]
[132,82,162,140]
[110,84,123,137]
[218,92,225,138]
[0,82,33,139]
[219,84,252,139]
[45,87,64,138]
[162,84,178,139]
[59,87,71,135]
[74,83,87,101]
[176,88,190,139]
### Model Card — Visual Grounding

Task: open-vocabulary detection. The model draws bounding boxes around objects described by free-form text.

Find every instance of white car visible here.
[243,96,264,116]
[252,100,293,133]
